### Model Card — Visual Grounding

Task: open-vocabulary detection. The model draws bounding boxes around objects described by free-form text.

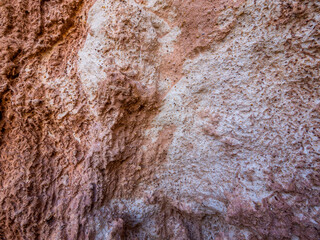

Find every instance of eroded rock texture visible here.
[0,0,319,239]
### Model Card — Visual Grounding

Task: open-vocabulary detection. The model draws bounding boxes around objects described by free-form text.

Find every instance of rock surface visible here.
[0,0,320,239]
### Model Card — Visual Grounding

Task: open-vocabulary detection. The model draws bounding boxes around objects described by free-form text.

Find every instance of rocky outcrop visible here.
[0,0,319,239]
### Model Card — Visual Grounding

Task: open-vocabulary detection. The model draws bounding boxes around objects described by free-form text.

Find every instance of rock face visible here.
[0,0,319,239]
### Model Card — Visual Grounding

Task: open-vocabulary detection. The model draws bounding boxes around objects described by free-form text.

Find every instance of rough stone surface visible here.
[0,0,319,239]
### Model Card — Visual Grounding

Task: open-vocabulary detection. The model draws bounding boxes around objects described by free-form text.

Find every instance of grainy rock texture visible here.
[0,0,320,239]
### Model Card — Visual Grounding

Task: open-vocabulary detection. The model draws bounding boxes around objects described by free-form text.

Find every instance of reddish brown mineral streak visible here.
[144,0,246,98]
[0,0,319,239]
[0,0,98,239]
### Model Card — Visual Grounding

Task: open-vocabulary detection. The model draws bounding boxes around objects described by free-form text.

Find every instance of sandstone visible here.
[0,0,319,239]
